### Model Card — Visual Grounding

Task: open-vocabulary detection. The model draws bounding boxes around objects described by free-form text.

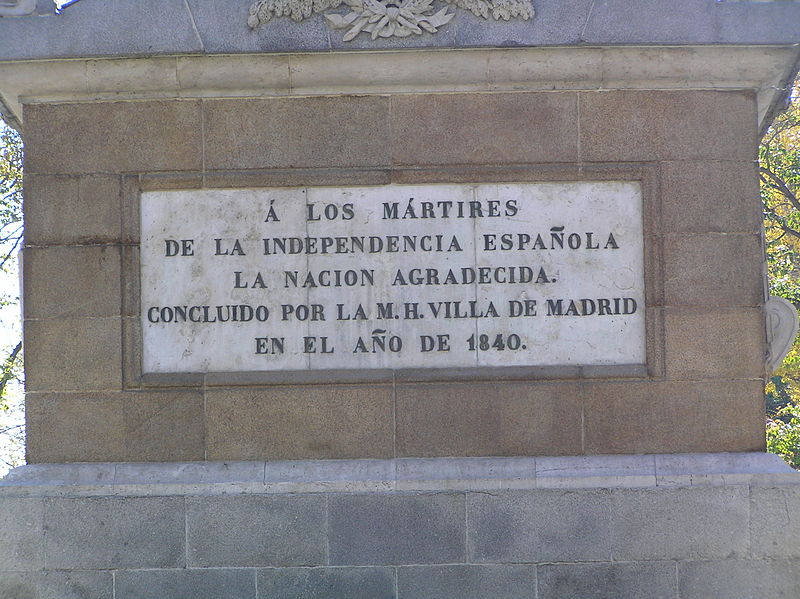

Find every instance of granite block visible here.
[611,486,749,560]
[116,569,256,599]
[468,489,613,562]
[0,497,43,571]
[0,570,111,599]
[23,245,121,319]
[44,496,185,569]
[663,233,763,306]
[186,495,326,567]
[660,161,761,234]
[580,90,756,161]
[203,96,390,170]
[664,307,766,379]
[750,486,800,559]
[24,174,121,245]
[396,382,582,457]
[391,92,579,166]
[257,567,396,599]
[538,561,676,599]
[678,559,800,599]
[23,317,122,392]
[328,493,466,565]
[25,100,202,174]
[398,564,537,599]
[584,380,765,455]
[205,385,393,461]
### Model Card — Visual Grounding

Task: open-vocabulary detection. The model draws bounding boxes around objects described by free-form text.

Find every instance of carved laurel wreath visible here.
[248,0,533,41]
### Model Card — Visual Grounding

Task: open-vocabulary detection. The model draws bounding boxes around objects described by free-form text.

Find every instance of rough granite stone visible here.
[468,489,613,562]
[186,495,326,567]
[678,559,800,599]
[115,569,256,599]
[398,564,537,599]
[257,567,396,599]
[610,486,749,561]
[0,497,43,571]
[0,571,112,599]
[538,561,676,599]
[328,493,466,565]
[750,486,800,559]
[43,496,185,569]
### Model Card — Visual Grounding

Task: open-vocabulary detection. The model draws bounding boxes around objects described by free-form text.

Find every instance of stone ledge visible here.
[1,452,796,497]
[0,45,796,133]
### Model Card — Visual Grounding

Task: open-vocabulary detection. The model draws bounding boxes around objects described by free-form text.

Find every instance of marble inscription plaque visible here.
[140,182,645,373]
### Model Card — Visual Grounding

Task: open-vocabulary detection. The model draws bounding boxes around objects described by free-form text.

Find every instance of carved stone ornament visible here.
[248,0,533,41]
[0,0,36,17]
[765,296,799,374]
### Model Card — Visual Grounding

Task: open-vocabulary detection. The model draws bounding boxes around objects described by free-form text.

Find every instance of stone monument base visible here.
[1,453,798,598]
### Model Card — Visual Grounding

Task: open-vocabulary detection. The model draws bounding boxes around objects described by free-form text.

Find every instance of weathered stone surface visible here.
[660,161,761,234]
[750,486,800,559]
[664,307,765,379]
[538,561,676,599]
[0,497,43,570]
[205,386,393,461]
[24,101,202,174]
[24,174,121,245]
[468,489,613,562]
[23,245,121,319]
[115,569,256,599]
[611,486,749,560]
[186,495,326,567]
[678,559,800,599]
[122,390,205,462]
[663,233,763,306]
[26,393,126,463]
[44,496,185,569]
[584,380,765,455]
[23,318,122,392]
[257,567,396,599]
[580,90,756,161]
[398,564,537,599]
[391,92,578,166]
[328,493,466,565]
[203,96,390,170]
[396,382,582,457]
[0,570,112,599]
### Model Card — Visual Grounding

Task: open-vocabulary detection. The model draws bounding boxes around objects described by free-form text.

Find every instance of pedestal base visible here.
[1,453,798,598]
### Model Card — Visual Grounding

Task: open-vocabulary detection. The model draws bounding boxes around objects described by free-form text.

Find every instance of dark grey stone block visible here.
[582,0,719,44]
[455,0,591,47]
[186,0,331,53]
[679,559,800,599]
[611,486,749,560]
[715,1,800,44]
[328,493,466,565]
[116,569,256,599]
[0,497,43,571]
[398,565,536,599]
[0,0,202,60]
[0,570,112,599]
[468,490,613,562]
[538,562,676,599]
[186,495,326,567]
[750,486,800,558]
[43,496,185,569]
[257,567,395,599]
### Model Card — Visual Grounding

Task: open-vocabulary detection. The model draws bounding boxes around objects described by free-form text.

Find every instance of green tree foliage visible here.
[763,75,800,467]
[0,120,24,472]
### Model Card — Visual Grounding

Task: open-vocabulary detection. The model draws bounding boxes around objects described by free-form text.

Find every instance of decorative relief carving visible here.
[248,0,533,40]
[0,0,36,17]
[765,296,799,373]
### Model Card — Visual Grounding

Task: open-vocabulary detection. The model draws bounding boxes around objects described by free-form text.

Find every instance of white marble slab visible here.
[140,182,645,374]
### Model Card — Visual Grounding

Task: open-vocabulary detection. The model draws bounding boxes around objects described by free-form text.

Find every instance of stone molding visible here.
[1,453,796,497]
[0,45,796,131]
[765,295,800,373]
